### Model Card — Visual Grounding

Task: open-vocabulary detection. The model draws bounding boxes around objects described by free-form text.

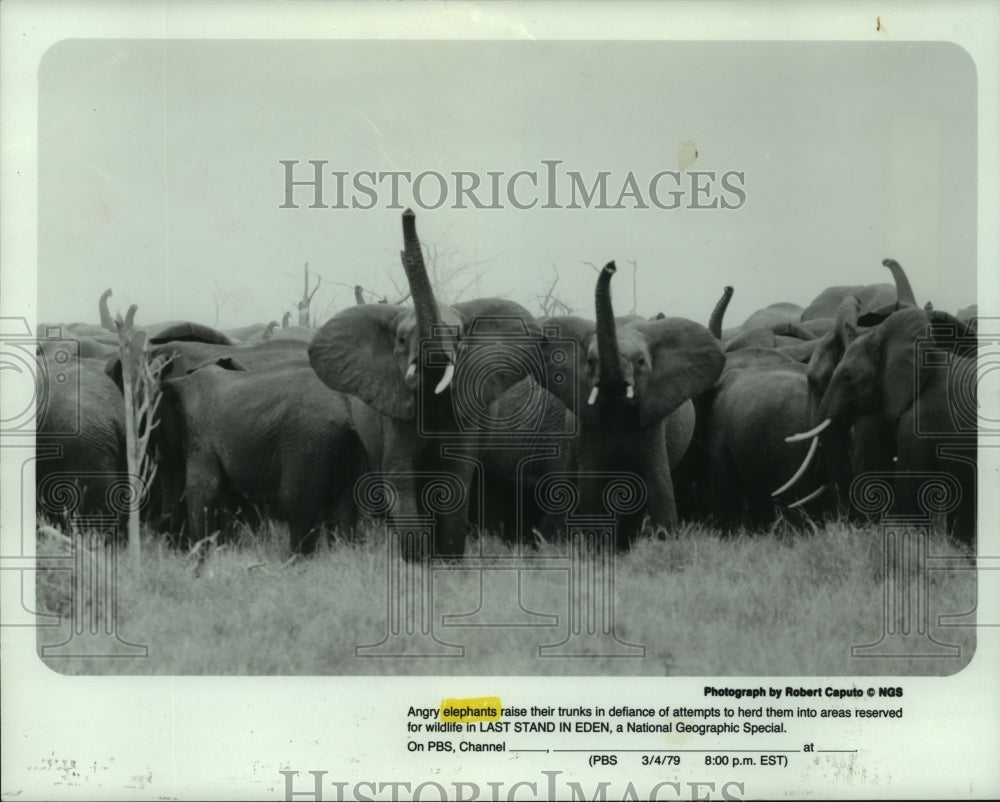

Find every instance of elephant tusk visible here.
[405,362,417,381]
[785,417,832,443]
[434,361,455,394]
[626,384,634,399]
[788,484,827,509]
[587,386,599,405]
[772,435,819,496]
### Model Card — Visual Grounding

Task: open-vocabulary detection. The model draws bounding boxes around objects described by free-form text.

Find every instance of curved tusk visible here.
[788,484,827,509]
[434,362,455,394]
[587,386,599,405]
[772,436,819,496]
[785,417,832,443]
[405,362,417,381]
[626,384,634,399]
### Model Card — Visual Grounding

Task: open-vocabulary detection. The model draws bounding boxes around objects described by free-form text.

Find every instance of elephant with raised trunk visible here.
[674,285,828,529]
[537,262,724,549]
[308,210,540,560]
[780,258,963,512]
[788,307,977,547]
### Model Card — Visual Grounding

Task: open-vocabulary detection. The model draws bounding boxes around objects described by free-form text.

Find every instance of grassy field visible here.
[35,518,976,676]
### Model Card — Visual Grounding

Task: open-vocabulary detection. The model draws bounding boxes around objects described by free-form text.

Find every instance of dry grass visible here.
[35,517,977,676]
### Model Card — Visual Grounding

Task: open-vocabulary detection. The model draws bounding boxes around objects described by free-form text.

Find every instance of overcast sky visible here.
[38,39,977,330]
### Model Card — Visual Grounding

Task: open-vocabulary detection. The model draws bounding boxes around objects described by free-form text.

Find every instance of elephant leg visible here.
[747,492,776,531]
[183,453,223,549]
[708,444,742,533]
[643,439,679,534]
[431,456,475,559]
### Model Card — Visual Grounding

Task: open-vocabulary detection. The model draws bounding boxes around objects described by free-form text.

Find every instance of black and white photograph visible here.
[2,2,998,799]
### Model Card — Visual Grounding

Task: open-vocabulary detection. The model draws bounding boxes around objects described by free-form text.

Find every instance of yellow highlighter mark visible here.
[439,697,502,723]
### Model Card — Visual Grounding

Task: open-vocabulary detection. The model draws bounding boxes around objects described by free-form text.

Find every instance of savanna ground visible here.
[35,517,976,677]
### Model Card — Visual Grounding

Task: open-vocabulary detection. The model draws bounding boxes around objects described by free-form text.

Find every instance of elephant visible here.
[720,300,803,342]
[40,292,234,361]
[147,338,309,378]
[712,287,822,360]
[534,262,725,549]
[674,285,828,528]
[703,355,827,529]
[308,210,541,560]
[786,257,959,512]
[34,347,127,528]
[800,278,900,322]
[792,307,977,547]
[154,359,366,553]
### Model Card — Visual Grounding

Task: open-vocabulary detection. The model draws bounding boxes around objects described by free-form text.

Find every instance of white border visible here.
[2,2,998,799]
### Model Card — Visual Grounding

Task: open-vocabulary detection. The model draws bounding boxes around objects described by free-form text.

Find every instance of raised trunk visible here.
[354,285,365,305]
[123,304,138,331]
[594,262,625,387]
[99,289,114,330]
[708,286,733,340]
[882,258,917,307]
[400,209,441,337]
[281,311,291,328]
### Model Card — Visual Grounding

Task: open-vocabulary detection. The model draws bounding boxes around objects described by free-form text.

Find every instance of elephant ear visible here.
[926,310,978,356]
[631,318,726,426]
[308,304,414,420]
[536,316,596,412]
[878,311,923,423]
[450,299,544,406]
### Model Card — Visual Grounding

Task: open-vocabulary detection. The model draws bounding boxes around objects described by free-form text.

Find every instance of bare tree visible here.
[115,313,169,562]
[212,279,232,326]
[533,259,574,317]
[297,262,321,326]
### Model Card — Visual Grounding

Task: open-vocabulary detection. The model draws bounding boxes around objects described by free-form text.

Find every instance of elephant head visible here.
[817,306,976,426]
[543,262,725,429]
[805,258,921,408]
[309,210,536,421]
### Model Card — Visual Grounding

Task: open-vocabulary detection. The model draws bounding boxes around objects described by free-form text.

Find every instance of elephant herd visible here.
[35,212,979,560]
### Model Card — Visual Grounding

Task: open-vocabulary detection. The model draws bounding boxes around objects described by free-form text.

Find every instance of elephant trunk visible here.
[282,311,290,328]
[123,304,138,331]
[401,209,441,339]
[882,258,917,307]
[708,286,733,340]
[99,288,114,331]
[354,285,365,305]
[594,262,626,396]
